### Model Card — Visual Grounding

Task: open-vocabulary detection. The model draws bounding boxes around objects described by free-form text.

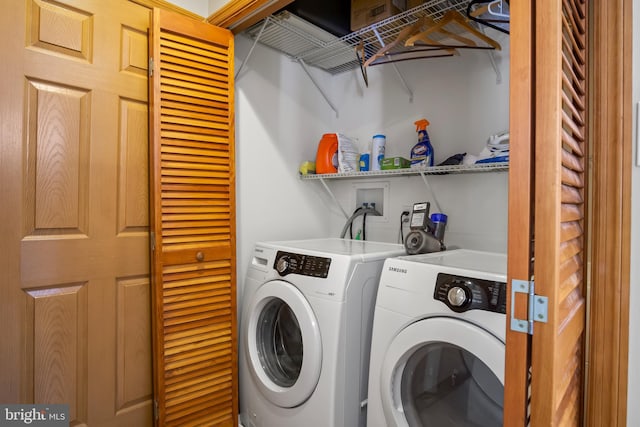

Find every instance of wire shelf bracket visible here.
[418,171,442,213]
[317,177,350,219]
[297,59,339,117]
[236,19,269,81]
[372,26,414,102]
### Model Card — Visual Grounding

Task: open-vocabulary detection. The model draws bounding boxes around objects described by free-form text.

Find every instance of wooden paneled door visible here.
[506,0,589,425]
[148,9,237,427]
[0,0,153,426]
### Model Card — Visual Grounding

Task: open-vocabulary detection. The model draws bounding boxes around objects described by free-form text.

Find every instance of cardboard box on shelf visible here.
[407,0,425,9]
[351,0,407,31]
[381,157,411,170]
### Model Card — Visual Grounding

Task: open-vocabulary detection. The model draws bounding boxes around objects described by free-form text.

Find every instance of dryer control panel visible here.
[274,251,331,278]
[434,273,507,314]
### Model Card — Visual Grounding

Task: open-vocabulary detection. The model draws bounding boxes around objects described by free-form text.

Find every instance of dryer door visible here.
[244,280,322,408]
[380,317,504,427]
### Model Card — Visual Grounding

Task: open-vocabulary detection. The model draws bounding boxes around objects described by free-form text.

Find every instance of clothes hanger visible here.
[487,0,510,18]
[436,10,501,49]
[363,16,457,68]
[466,0,510,35]
[355,41,368,87]
[363,17,427,68]
[468,0,510,18]
[469,3,490,17]
[406,10,501,50]
[405,16,478,48]
[366,47,458,66]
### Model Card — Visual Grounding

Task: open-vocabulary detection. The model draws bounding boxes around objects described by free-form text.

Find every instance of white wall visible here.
[168,0,208,17]
[233,36,336,299]
[168,0,231,17]
[322,32,510,250]
[628,1,639,425]
[169,0,271,19]
[208,0,227,14]
[233,31,510,293]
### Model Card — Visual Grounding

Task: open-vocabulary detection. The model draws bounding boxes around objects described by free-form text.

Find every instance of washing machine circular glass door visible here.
[245,280,322,408]
[380,317,504,427]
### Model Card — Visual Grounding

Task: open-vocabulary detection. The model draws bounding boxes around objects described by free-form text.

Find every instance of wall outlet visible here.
[401,205,412,222]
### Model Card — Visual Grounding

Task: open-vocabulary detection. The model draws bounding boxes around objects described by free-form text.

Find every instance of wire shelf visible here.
[244,0,477,74]
[299,162,509,180]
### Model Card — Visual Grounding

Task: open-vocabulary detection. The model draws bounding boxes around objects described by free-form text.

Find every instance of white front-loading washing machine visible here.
[367,249,507,427]
[239,238,405,427]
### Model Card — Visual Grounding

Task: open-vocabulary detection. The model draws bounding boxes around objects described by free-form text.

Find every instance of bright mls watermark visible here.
[0,405,68,426]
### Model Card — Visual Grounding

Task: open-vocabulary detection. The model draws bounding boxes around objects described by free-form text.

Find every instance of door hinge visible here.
[510,279,548,335]
[150,231,155,251]
[153,399,158,421]
[149,57,154,77]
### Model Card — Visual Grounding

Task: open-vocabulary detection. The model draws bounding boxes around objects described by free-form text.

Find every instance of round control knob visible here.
[447,286,468,307]
[276,257,290,275]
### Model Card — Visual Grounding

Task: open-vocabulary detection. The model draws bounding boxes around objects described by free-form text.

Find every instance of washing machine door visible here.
[380,317,504,427]
[244,280,322,408]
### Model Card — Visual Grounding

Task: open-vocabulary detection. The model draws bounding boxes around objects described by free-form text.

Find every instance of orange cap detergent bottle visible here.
[410,119,434,168]
[315,133,339,174]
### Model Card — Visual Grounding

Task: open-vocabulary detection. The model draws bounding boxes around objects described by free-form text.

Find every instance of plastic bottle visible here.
[359,153,370,171]
[410,119,434,168]
[315,133,339,174]
[371,134,386,171]
[430,213,447,242]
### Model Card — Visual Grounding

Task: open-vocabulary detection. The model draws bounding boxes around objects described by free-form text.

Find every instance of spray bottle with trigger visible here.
[410,119,434,168]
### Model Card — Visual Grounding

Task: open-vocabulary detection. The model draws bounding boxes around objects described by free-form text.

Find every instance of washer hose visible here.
[340,207,382,239]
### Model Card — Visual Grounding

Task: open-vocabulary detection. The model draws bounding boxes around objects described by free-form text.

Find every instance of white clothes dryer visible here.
[239,238,405,427]
[367,249,507,427]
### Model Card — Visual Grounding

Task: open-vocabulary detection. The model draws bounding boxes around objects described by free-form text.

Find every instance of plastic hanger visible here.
[406,10,501,50]
[487,0,509,18]
[468,0,510,18]
[466,0,510,35]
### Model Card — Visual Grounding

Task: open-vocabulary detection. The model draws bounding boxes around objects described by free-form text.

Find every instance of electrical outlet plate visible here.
[352,181,389,222]
[401,205,412,222]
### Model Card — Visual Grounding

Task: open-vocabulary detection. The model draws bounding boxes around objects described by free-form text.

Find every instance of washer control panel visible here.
[274,251,331,278]
[434,272,506,314]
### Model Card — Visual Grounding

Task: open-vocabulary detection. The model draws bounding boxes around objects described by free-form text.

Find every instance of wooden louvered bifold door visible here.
[149,8,237,427]
[504,0,535,424]
[530,0,588,425]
